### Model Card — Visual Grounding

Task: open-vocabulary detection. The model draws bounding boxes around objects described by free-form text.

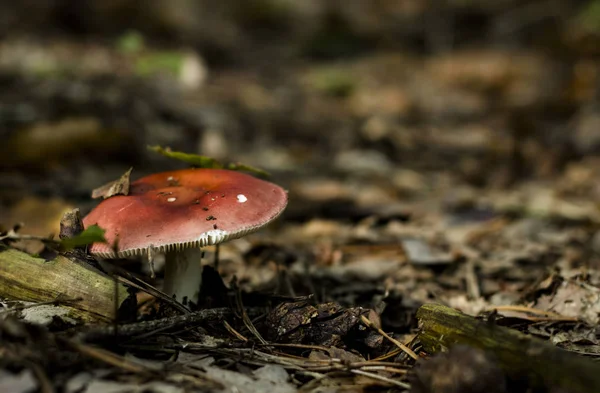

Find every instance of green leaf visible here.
[60,225,106,251]
[147,145,223,168]
[226,162,271,178]
[148,145,271,178]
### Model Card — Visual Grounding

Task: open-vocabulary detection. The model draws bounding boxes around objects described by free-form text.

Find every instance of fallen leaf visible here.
[59,225,106,251]
[534,278,600,325]
[148,145,221,168]
[91,167,133,199]
[148,145,270,177]
[203,364,296,393]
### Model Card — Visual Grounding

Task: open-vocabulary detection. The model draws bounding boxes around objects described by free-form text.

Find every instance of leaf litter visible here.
[4,143,600,393]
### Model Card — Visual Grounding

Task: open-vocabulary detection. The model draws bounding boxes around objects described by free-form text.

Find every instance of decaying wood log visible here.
[0,248,131,323]
[416,303,600,393]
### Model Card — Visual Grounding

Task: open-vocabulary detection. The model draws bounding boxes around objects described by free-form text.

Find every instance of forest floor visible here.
[1,1,600,392]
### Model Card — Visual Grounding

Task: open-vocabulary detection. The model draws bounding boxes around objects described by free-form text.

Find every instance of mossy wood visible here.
[417,303,600,393]
[0,248,129,323]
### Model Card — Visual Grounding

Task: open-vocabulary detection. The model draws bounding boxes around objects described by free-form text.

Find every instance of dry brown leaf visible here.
[91,167,133,199]
[534,279,600,325]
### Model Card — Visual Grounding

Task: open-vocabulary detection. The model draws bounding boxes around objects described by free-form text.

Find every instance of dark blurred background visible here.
[1,0,600,237]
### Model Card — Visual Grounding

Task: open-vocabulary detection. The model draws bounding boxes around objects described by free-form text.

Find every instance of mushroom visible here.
[83,168,287,306]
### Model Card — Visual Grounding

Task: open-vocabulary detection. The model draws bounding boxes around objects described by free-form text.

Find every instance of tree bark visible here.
[0,248,131,323]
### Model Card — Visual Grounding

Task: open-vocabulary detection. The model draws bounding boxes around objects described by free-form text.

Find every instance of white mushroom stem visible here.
[162,247,203,307]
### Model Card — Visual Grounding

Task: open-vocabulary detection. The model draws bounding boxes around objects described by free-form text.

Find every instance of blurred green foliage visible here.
[116,30,145,53]
[116,30,185,77]
[579,0,600,32]
[306,66,356,98]
[135,52,184,77]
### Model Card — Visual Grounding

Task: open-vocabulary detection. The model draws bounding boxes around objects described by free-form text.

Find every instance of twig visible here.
[348,361,410,369]
[359,365,408,374]
[296,371,330,392]
[490,305,578,321]
[350,369,410,389]
[65,340,150,374]
[372,348,402,361]
[116,271,190,314]
[360,315,419,360]
[223,320,248,342]
[232,279,268,345]
[464,259,480,300]
[262,343,335,353]
[24,360,53,393]
[69,307,262,342]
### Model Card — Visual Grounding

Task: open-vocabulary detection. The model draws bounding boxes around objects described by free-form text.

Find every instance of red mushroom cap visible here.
[83,168,287,258]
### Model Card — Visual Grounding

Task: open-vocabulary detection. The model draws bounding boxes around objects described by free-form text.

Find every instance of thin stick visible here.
[350,361,410,369]
[24,361,53,393]
[360,315,418,360]
[232,280,268,345]
[350,369,410,389]
[464,259,480,299]
[223,320,248,342]
[490,305,578,321]
[70,307,262,342]
[116,274,190,314]
[359,365,408,374]
[263,343,334,352]
[66,340,149,374]
[372,348,402,361]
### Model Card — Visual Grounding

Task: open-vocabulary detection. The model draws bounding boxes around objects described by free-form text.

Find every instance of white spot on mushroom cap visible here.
[167,197,177,202]
[237,194,247,203]
[202,229,227,245]
[167,176,175,181]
